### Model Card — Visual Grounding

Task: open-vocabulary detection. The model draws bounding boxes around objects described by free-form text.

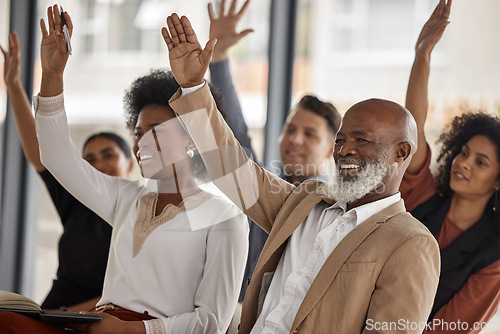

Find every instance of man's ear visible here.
[395,142,412,162]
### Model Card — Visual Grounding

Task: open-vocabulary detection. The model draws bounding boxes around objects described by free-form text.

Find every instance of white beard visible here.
[331,156,389,204]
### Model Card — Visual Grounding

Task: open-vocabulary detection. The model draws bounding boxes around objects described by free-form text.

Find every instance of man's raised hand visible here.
[208,0,253,62]
[162,13,217,88]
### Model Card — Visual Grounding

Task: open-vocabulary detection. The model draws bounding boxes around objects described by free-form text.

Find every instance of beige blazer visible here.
[170,84,440,334]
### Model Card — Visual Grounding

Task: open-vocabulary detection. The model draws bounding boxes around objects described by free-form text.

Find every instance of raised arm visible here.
[208,0,253,63]
[405,0,451,174]
[35,6,127,226]
[1,32,45,171]
[208,0,257,161]
[163,14,294,232]
[38,5,72,98]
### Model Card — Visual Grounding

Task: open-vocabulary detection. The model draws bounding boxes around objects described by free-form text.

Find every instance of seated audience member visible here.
[1,31,134,312]
[207,0,341,302]
[0,6,248,334]
[162,13,440,333]
[402,1,500,333]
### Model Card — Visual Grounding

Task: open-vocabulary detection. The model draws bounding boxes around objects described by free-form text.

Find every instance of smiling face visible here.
[133,104,193,180]
[279,108,335,182]
[450,134,500,200]
[83,137,133,178]
[332,99,413,206]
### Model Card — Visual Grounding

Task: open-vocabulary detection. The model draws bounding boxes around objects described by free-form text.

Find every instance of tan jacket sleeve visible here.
[169,83,296,233]
[363,235,440,334]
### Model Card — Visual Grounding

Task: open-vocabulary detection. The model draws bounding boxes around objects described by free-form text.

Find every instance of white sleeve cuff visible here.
[143,319,167,334]
[180,81,205,97]
[33,92,65,116]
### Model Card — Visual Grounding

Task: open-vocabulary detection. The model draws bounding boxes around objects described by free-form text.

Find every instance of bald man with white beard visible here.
[163,14,441,334]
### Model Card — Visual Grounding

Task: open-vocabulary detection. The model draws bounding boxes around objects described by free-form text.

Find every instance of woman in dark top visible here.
[401,1,500,332]
[1,32,135,311]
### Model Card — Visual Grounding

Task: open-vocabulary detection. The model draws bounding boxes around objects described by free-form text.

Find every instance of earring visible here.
[494,186,499,212]
[186,148,195,159]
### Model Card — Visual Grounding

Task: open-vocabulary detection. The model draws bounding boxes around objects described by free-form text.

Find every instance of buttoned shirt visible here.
[250,193,401,334]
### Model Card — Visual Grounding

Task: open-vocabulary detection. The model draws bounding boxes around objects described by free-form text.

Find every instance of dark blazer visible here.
[412,193,500,317]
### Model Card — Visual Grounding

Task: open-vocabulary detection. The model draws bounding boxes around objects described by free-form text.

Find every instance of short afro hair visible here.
[124,68,225,132]
[123,68,226,179]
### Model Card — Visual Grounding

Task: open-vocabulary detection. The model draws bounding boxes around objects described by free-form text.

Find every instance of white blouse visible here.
[34,93,249,334]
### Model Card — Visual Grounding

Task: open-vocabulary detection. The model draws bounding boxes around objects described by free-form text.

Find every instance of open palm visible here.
[162,14,216,88]
[1,32,21,86]
[208,0,253,61]
[39,5,72,76]
[415,0,451,57]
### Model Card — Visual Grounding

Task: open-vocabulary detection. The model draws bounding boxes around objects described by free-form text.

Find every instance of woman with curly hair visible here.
[402,1,500,333]
[0,6,247,334]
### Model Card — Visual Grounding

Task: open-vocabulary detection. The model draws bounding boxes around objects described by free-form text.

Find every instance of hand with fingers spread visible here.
[1,32,21,88]
[405,0,452,175]
[162,14,217,88]
[1,32,47,172]
[415,0,452,61]
[208,0,253,63]
[39,4,73,96]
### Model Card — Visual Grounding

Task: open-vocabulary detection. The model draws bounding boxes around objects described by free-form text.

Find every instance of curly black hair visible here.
[435,112,500,203]
[124,68,225,131]
[123,68,226,179]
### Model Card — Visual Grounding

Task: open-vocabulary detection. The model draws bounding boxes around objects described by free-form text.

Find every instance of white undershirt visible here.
[251,193,401,334]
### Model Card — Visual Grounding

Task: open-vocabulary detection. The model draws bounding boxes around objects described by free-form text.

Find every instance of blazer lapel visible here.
[440,212,493,272]
[291,200,406,331]
[254,192,325,275]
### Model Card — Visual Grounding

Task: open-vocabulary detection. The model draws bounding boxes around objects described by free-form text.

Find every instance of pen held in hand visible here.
[60,6,72,55]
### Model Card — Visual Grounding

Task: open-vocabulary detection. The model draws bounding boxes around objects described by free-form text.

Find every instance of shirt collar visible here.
[327,192,401,227]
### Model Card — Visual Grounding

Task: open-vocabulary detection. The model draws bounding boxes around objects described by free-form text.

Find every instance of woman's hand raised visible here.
[39,4,73,97]
[415,0,451,60]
